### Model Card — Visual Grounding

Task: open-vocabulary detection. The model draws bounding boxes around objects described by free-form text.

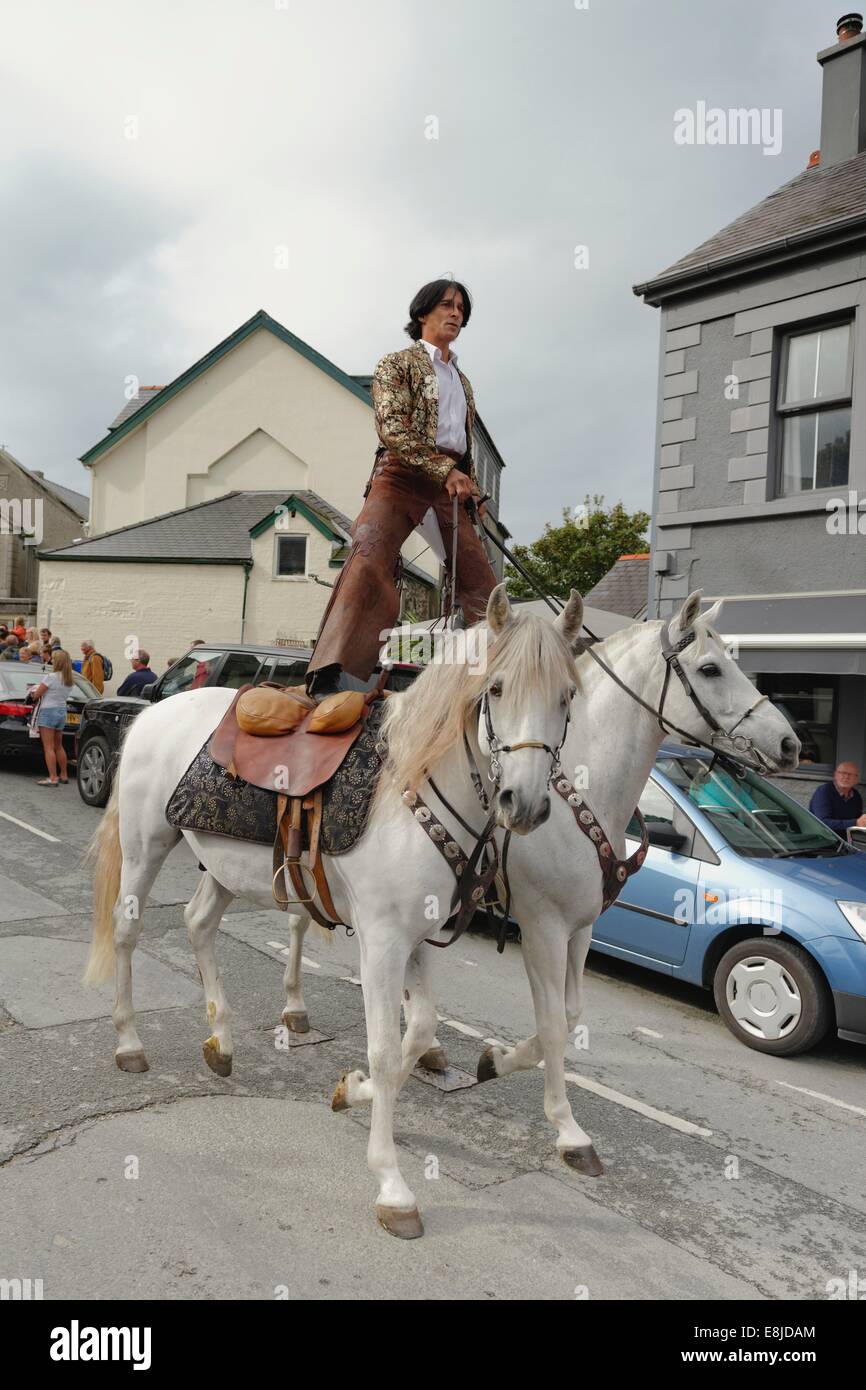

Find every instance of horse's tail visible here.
[82,780,122,986]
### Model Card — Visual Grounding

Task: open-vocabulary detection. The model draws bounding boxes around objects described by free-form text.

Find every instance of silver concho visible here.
[444,841,460,858]
[414,807,431,824]
[557,779,571,795]
[579,809,594,825]
[616,865,627,881]
[599,841,611,857]
[471,886,485,903]
[589,825,602,842]
[429,823,445,841]
[402,789,417,806]
[567,792,579,807]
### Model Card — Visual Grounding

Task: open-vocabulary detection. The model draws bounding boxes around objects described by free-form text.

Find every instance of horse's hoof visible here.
[417,1045,448,1073]
[476,1046,498,1084]
[376,1205,424,1240]
[281,1009,310,1035]
[561,1144,604,1176]
[202,1036,232,1077]
[331,1075,350,1112]
[115,1050,149,1073]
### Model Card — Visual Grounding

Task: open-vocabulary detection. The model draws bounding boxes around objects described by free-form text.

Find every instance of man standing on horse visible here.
[305,278,498,698]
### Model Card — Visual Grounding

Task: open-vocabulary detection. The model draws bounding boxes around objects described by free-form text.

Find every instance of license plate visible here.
[66,712,81,725]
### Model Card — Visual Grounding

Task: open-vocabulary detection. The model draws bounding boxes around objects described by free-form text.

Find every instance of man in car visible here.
[117,650,157,696]
[809,761,866,836]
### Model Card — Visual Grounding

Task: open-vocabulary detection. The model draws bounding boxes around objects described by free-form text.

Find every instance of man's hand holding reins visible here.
[445,466,486,517]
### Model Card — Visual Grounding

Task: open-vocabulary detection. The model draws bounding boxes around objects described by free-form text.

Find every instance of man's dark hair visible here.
[404,278,472,341]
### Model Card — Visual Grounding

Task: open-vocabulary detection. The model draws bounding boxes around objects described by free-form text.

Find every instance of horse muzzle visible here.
[496,788,551,834]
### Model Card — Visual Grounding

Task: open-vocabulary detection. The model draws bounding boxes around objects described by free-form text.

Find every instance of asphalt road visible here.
[1,750,865,1301]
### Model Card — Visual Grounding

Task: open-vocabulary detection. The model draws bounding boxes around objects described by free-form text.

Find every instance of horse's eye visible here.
[489,682,502,698]
[699,664,721,678]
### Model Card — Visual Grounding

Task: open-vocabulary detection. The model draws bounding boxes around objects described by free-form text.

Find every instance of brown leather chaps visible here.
[307,451,498,681]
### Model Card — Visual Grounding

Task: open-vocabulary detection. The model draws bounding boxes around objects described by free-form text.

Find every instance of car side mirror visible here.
[139,683,156,701]
[646,823,688,853]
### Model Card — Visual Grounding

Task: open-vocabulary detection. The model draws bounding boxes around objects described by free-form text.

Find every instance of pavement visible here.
[1,749,865,1301]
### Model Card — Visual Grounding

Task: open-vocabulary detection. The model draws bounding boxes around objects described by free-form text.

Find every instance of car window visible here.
[626,780,677,839]
[159,650,224,699]
[72,672,100,700]
[256,656,309,687]
[658,755,840,857]
[219,653,263,689]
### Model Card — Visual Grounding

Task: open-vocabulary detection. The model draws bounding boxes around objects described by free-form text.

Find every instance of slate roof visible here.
[33,476,89,519]
[108,387,166,430]
[37,489,434,584]
[634,149,866,299]
[584,553,649,619]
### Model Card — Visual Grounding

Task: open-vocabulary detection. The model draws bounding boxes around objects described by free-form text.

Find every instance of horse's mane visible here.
[378,611,579,797]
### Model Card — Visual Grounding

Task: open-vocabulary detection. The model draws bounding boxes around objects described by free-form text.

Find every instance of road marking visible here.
[301,955,321,970]
[0,810,60,843]
[635,1027,663,1039]
[341,975,362,986]
[774,1079,866,1118]
[484,1037,507,1048]
[564,1071,713,1138]
[461,959,478,967]
[266,941,289,955]
[440,1018,483,1039]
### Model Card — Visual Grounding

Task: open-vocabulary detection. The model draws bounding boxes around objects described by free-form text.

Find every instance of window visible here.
[256,656,309,687]
[219,652,264,689]
[626,780,677,839]
[776,320,852,495]
[755,673,838,767]
[275,535,307,577]
[159,649,223,698]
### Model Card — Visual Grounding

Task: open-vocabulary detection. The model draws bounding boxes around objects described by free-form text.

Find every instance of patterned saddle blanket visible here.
[166,699,389,855]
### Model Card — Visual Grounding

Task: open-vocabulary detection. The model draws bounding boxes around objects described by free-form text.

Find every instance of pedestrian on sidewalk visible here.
[80,640,105,693]
[30,649,75,786]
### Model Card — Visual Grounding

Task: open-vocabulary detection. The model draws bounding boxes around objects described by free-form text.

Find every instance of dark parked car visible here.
[76,643,421,806]
[0,663,101,761]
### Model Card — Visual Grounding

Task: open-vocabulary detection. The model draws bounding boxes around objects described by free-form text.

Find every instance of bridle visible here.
[575,624,777,774]
[657,627,772,769]
[478,685,571,790]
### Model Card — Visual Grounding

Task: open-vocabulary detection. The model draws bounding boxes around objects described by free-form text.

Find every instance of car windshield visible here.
[658,755,841,858]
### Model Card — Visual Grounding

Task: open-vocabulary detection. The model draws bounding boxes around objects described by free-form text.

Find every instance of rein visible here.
[471,506,772,772]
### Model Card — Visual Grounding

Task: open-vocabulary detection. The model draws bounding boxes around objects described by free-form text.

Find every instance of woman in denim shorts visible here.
[31,649,76,785]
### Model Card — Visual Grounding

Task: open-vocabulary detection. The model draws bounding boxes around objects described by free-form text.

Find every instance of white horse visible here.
[284,591,800,1183]
[84,584,583,1238]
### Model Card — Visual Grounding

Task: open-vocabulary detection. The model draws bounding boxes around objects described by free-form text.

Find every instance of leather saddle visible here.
[209,682,379,796]
[207,677,389,929]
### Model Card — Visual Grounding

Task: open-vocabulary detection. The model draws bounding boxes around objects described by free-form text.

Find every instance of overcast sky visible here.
[0,0,838,543]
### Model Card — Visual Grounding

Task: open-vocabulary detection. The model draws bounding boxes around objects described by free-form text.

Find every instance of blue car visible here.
[592,744,866,1056]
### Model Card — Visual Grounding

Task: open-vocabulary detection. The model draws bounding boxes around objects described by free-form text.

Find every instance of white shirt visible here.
[420,339,467,455]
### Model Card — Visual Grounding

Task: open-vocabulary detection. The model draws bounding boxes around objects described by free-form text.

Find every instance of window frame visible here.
[772,314,854,498]
[273,532,309,581]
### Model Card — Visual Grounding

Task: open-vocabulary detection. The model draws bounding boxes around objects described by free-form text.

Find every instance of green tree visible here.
[505,496,650,600]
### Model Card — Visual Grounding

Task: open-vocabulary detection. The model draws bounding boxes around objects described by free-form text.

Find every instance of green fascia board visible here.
[80,310,373,466]
[248,495,340,544]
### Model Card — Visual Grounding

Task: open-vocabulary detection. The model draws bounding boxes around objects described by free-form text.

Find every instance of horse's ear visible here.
[668,589,703,642]
[486,583,513,635]
[701,597,724,629]
[554,589,584,649]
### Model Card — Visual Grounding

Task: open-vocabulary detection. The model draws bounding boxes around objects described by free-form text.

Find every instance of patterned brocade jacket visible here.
[370,340,477,487]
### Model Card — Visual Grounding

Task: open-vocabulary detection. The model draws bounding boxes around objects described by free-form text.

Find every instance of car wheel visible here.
[713,938,831,1056]
[77,735,113,807]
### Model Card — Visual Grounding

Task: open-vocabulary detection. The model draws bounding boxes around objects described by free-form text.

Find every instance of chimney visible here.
[818,13,866,168]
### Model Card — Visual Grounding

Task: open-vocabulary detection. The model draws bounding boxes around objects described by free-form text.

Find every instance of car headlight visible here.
[837,901,866,942]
